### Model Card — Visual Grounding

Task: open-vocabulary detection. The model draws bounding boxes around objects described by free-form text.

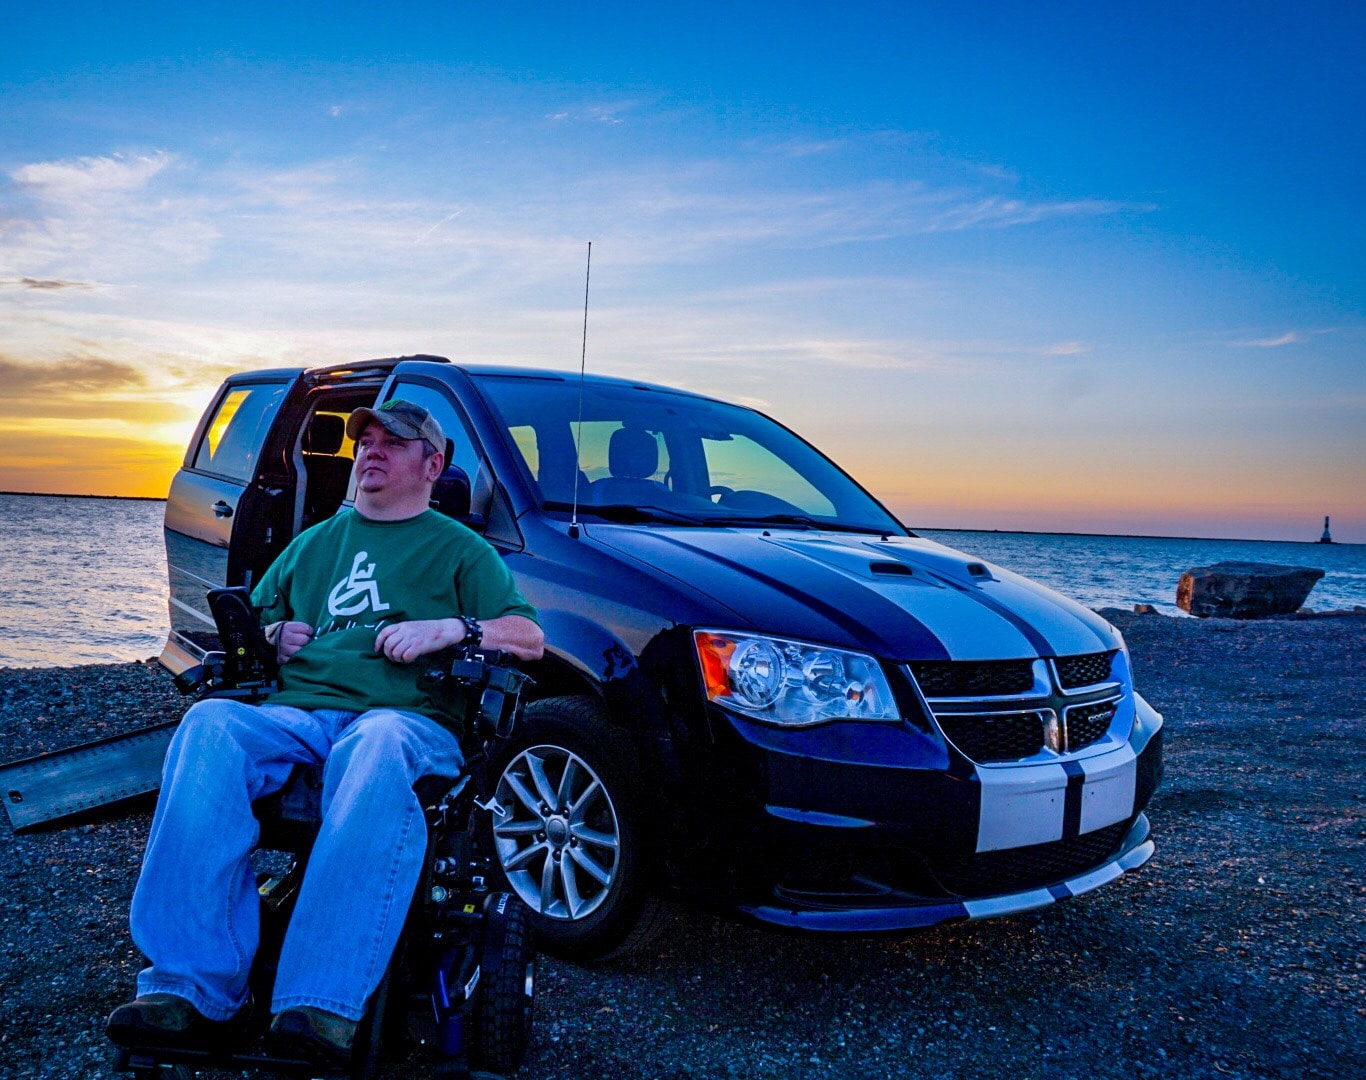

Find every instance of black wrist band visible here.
[458,615,483,649]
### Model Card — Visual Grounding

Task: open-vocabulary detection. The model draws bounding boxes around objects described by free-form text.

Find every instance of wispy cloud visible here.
[0,277,96,291]
[546,100,638,125]
[0,354,145,394]
[1235,331,1305,347]
[924,195,1151,233]
[0,140,1149,326]
[11,151,173,201]
[762,137,847,158]
[639,335,929,373]
[0,139,1201,440]
[410,209,464,245]
[3,150,217,280]
[1038,341,1091,356]
[0,351,202,431]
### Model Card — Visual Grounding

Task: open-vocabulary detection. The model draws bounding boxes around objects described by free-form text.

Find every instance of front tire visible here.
[488,696,653,961]
[470,893,535,1073]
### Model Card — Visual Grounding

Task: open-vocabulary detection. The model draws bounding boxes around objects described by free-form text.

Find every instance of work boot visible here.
[269,1006,358,1067]
[105,992,251,1050]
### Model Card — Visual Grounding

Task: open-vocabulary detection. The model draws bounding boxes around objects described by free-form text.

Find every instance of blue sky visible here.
[1,2,1362,539]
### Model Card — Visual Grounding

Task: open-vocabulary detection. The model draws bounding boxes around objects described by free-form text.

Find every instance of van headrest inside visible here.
[305,413,346,455]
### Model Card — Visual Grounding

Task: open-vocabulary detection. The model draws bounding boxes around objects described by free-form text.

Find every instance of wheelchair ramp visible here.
[0,721,178,832]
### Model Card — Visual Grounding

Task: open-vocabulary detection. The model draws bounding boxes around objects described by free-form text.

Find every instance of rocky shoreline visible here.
[1,610,1362,1079]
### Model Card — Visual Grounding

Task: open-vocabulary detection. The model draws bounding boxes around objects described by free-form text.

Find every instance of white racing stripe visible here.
[975,762,1068,851]
[975,743,1138,853]
[974,569,1117,656]
[765,535,1037,659]
[961,835,1155,918]
[1078,743,1138,834]
[963,887,1058,918]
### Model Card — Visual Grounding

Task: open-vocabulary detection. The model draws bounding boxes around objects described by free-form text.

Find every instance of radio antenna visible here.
[569,241,592,539]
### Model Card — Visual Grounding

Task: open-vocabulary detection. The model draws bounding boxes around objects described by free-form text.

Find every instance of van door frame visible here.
[163,371,304,672]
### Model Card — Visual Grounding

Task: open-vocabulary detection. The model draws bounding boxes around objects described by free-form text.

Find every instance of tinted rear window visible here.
[193,382,288,482]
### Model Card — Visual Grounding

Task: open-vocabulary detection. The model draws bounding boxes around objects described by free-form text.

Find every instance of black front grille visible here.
[937,712,1046,762]
[1066,701,1117,750]
[927,820,1132,898]
[911,659,1035,698]
[1055,651,1116,688]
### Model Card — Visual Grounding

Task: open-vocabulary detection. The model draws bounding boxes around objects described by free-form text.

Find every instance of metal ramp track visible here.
[0,721,178,832]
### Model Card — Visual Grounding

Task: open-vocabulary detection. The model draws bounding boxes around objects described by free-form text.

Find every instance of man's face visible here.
[354,420,441,499]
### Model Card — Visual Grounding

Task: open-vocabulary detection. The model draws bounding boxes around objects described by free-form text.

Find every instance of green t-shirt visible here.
[250,508,537,727]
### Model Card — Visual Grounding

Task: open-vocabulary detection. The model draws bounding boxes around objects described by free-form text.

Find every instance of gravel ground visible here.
[1,611,1362,1079]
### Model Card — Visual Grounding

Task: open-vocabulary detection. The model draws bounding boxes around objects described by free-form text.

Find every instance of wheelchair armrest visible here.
[174,651,281,703]
[478,661,532,741]
[204,586,280,699]
[419,647,534,750]
[175,588,282,702]
[173,653,225,697]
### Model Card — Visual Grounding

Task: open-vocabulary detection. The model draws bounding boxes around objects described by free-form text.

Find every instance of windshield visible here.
[472,373,907,535]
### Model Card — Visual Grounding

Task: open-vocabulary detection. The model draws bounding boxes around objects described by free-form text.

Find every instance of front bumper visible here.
[702,692,1163,931]
[741,812,1154,932]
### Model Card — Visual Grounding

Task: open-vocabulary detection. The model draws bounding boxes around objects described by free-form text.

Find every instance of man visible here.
[107,398,544,1066]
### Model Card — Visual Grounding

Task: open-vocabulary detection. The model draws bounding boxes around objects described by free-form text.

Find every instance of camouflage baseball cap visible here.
[346,398,445,451]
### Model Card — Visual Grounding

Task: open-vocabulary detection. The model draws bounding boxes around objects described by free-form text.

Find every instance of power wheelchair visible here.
[111,587,538,1080]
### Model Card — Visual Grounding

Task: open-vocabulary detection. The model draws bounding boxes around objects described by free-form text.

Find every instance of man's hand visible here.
[376,615,543,664]
[375,619,461,664]
[271,621,314,663]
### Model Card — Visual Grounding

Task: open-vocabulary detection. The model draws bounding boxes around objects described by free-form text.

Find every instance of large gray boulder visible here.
[1176,561,1325,619]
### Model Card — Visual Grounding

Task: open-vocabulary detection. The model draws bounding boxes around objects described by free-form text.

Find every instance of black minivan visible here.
[163,355,1163,959]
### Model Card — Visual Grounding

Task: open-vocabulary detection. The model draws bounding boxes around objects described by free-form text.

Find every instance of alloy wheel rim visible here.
[492,744,621,920]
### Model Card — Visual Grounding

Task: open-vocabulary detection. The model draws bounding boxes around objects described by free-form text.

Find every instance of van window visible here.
[508,425,539,476]
[384,381,481,481]
[702,433,835,516]
[472,373,904,532]
[576,421,670,484]
[193,382,288,482]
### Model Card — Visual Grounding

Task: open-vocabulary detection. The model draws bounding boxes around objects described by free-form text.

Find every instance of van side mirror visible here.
[431,464,472,521]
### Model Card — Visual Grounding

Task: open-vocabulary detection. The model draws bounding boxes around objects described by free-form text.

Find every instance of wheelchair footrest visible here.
[114,1043,350,1078]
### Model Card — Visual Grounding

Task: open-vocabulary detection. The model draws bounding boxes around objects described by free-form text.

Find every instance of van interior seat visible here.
[589,424,670,505]
[301,413,354,525]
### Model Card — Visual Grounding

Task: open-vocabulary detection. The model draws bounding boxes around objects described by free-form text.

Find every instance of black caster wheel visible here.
[469,892,535,1074]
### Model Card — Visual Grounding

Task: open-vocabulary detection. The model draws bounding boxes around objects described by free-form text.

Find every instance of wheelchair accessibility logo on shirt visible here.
[327,551,392,618]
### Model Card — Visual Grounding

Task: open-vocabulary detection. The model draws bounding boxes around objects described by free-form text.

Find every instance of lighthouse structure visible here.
[1319,516,1333,544]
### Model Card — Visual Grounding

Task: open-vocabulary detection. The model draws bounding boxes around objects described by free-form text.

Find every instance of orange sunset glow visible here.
[1,6,1361,543]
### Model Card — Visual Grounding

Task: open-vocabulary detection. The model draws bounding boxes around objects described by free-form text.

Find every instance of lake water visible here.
[0,492,1361,668]
[0,493,170,668]
[918,528,1365,617]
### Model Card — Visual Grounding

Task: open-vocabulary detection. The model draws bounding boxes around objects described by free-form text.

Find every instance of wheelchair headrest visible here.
[304,413,346,455]
[608,425,658,480]
[431,464,472,520]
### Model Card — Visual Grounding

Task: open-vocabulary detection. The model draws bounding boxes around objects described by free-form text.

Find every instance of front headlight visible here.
[693,629,900,727]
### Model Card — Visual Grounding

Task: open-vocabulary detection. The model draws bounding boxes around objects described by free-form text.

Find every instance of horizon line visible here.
[912,524,1358,548]
[1,489,1355,547]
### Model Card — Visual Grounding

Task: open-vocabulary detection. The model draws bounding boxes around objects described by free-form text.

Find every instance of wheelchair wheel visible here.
[469,892,535,1074]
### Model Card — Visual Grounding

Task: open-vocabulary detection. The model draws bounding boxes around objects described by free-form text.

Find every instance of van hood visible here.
[584,525,1121,662]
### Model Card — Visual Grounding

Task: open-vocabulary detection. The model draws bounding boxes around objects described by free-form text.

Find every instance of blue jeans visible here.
[130,697,464,1022]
